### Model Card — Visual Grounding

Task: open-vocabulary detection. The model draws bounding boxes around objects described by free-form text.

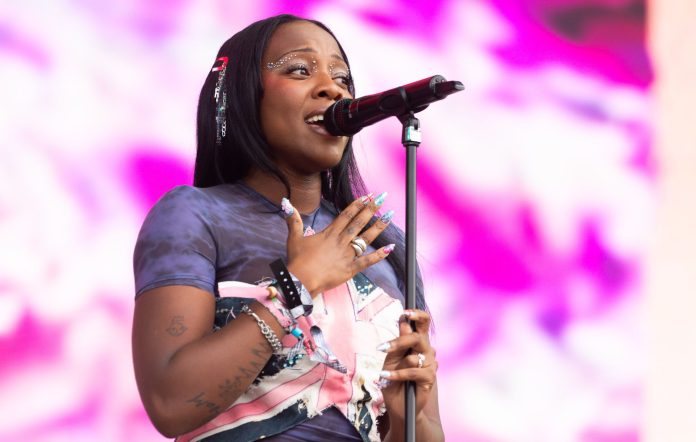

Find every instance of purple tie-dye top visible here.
[134,182,404,302]
[133,182,405,440]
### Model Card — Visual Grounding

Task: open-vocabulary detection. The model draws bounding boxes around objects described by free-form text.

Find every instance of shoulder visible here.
[138,182,270,239]
[136,186,223,243]
[143,184,248,221]
[150,185,214,213]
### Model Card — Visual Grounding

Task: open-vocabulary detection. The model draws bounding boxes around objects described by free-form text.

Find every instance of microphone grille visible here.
[325,98,354,136]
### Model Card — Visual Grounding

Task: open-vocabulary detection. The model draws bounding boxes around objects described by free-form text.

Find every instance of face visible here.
[259,21,353,175]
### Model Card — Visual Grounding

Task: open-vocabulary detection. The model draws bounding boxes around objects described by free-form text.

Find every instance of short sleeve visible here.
[133,186,217,298]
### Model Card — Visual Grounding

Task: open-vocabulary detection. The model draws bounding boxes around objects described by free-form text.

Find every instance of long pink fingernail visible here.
[360,193,374,205]
[379,370,391,379]
[281,198,294,218]
[383,244,396,255]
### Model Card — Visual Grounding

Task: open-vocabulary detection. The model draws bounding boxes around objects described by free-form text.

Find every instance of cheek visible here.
[259,96,285,136]
[260,90,295,130]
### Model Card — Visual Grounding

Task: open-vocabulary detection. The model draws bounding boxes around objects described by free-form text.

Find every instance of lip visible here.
[306,121,333,137]
[304,106,338,137]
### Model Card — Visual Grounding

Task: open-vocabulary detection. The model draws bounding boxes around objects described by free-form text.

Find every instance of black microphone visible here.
[323,75,464,136]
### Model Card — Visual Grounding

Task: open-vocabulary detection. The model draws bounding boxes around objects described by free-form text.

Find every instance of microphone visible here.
[323,75,464,136]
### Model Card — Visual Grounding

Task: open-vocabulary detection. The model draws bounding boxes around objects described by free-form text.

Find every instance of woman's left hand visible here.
[378,309,438,422]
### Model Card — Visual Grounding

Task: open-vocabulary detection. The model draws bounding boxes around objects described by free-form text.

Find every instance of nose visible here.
[312,72,350,101]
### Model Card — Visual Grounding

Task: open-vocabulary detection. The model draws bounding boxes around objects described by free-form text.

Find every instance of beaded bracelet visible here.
[256,279,305,346]
[241,304,282,354]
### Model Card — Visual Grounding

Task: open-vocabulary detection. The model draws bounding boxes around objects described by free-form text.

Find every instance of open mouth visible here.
[305,114,325,126]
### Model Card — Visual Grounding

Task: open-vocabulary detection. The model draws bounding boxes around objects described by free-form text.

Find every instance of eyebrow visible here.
[273,47,346,63]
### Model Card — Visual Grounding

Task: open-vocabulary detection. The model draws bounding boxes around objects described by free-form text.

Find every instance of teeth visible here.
[305,114,324,124]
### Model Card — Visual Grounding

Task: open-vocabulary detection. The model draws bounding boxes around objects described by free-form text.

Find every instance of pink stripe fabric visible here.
[177,365,326,441]
[177,279,403,442]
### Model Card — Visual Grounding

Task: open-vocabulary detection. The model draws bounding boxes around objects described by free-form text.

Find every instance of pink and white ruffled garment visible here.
[176,272,403,442]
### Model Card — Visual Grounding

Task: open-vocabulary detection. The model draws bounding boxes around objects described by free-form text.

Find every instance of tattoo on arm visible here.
[166,315,188,337]
[191,340,274,418]
[218,377,243,402]
[187,392,222,416]
[249,342,268,359]
[236,341,272,381]
[238,365,259,379]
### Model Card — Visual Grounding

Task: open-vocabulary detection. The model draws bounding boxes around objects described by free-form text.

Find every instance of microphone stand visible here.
[399,111,421,442]
[323,74,462,441]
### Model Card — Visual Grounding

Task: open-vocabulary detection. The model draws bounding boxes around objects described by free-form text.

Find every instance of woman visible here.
[132,14,444,442]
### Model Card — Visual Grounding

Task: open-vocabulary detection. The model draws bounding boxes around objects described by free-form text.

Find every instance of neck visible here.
[244,168,322,214]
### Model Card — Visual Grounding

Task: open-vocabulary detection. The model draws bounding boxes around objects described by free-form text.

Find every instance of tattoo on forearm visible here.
[212,342,273,408]
[166,315,188,336]
[236,341,271,381]
[249,342,268,359]
[187,392,222,416]
[218,377,243,401]
[238,365,258,379]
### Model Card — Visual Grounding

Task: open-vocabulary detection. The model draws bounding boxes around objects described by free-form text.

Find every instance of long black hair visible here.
[193,14,426,312]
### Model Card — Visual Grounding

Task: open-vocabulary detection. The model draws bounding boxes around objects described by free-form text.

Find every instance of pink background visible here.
[0,1,652,440]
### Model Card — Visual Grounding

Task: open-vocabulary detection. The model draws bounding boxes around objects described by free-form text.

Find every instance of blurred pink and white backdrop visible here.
[3,0,693,441]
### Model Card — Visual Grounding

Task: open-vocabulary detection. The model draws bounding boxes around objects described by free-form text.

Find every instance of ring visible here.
[351,243,364,256]
[350,236,367,257]
[351,236,367,251]
[417,353,425,368]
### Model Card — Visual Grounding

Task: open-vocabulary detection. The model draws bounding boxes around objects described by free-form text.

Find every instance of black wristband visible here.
[270,259,313,317]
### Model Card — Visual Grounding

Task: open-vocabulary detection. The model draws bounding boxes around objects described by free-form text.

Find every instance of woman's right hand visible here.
[283,193,394,296]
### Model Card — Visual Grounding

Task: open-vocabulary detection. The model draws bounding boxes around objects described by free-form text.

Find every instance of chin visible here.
[314,145,348,171]
[326,151,348,170]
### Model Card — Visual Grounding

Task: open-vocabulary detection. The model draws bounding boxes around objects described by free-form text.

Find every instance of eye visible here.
[285,63,310,76]
[334,73,352,88]
[329,64,351,88]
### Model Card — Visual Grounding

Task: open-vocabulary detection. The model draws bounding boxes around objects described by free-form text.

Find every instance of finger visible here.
[340,192,388,242]
[376,331,428,355]
[402,309,431,336]
[281,197,304,240]
[379,366,436,385]
[399,315,413,335]
[327,193,373,235]
[359,209,394,245]
[402,352,436,369]
[351,244,395,274]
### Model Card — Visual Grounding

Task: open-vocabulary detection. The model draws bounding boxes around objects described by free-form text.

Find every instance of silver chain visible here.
[241,304,282,353]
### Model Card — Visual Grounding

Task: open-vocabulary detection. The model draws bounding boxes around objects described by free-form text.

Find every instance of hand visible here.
[283,193,394,295]
[378,309,438,422]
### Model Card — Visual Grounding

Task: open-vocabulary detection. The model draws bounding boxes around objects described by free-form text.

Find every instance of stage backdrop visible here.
[0,1,651,441]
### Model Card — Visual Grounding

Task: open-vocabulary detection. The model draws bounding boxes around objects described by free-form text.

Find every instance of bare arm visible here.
[132,285,286,437]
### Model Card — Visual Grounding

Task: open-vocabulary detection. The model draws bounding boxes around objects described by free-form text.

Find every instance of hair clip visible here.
[212,56,229,145]
[211,56,229,72]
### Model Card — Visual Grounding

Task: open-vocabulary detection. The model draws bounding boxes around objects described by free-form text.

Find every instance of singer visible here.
[132,14,444,442]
